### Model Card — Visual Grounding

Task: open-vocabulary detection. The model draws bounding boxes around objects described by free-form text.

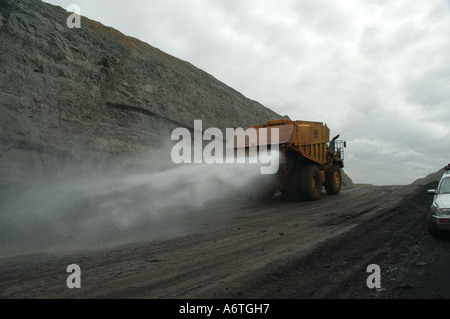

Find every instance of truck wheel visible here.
[325,163,342,195]
[299,164,322,201]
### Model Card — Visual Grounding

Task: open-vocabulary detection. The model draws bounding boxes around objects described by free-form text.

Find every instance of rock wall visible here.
[0,0,281,190]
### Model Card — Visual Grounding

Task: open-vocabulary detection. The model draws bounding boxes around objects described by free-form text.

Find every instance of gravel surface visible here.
[2,183,447,299]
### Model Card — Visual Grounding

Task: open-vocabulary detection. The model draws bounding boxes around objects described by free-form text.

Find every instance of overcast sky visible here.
[44,0,450,185]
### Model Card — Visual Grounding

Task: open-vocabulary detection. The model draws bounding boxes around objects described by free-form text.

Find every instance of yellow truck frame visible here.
[230,119,346,201]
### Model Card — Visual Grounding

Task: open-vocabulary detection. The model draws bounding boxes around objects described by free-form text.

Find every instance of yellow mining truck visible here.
[229,119,346,201]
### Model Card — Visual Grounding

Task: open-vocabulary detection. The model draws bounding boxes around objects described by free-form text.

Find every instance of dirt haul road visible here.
[1,184,450,299]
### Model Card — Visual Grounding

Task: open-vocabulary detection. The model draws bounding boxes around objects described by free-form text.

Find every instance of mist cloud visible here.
[0,151,266,257]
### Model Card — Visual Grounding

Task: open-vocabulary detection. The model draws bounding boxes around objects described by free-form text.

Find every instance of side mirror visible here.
[427,189,437,195]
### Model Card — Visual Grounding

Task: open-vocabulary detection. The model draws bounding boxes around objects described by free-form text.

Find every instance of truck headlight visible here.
[438,208,450,215]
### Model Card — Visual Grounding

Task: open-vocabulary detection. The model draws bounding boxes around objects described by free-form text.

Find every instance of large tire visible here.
[299,164,322,201]
[325,163,342,195]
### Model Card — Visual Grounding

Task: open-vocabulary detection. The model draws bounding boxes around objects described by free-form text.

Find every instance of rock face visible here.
[341,170,354,188]
[0,0,281,190]
[412,167,446,186]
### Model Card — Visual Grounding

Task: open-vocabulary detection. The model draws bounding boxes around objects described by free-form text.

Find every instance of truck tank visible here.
[228,118,346,201]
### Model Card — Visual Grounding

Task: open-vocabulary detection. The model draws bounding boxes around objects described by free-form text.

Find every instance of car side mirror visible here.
[427,189,437,195]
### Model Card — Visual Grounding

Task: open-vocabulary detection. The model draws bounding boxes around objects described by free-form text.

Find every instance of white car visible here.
[427,164,450,238]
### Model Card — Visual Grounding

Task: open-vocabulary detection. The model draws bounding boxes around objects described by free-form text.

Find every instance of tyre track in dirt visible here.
[217,182,450,299]
[0,185,422,299]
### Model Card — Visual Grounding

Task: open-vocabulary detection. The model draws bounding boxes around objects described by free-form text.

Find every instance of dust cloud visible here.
[0,150,269,258]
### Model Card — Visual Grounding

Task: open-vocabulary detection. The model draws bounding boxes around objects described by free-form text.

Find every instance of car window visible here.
[438,178,450,194]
